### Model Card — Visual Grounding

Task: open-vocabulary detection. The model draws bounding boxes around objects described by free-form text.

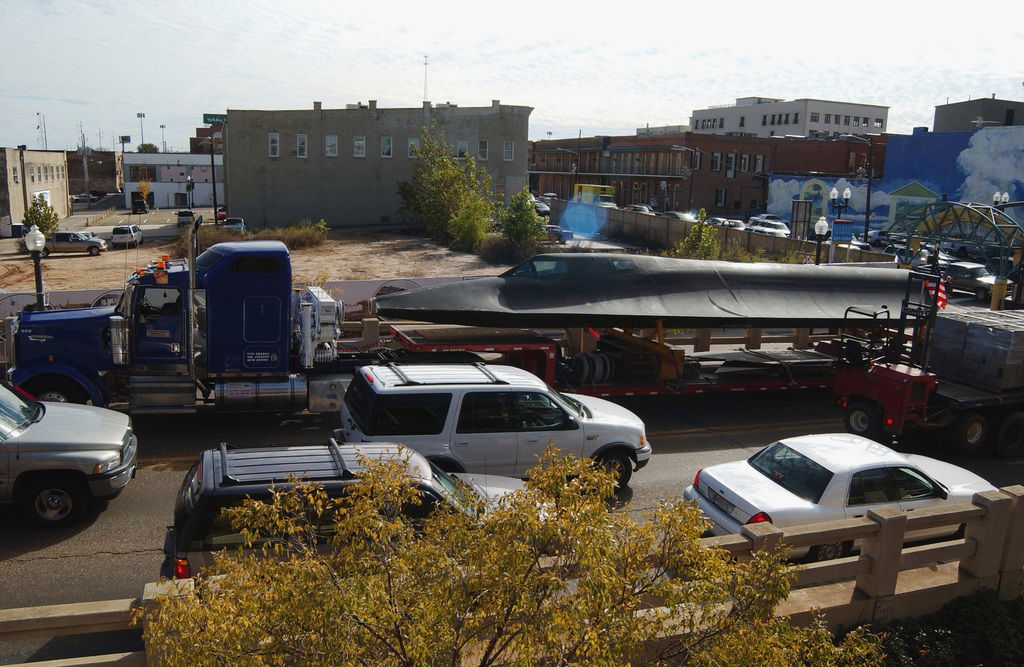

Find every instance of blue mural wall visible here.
[766,126,1024,236]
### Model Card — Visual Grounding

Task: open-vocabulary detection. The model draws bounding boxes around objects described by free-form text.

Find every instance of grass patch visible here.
[170,219,329,256]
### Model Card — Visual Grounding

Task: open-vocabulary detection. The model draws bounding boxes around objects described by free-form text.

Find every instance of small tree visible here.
[137,142,160,153]
[668,208,720,260]
[22,195,59,237]
[140,447,882,666]
[500,188,546,251]
[397,122,493,245]
[137,178,152,205]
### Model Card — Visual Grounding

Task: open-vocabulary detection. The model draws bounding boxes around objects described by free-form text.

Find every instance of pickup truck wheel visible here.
[975,288,988,301]
[88,246,100,256]
[23,377,88,404]
[40,247,50,258]
[996,412,1024,459]
[19,475,87,528]
[844,402,883,442]
[597,452,632,488]
[949,412,988,453]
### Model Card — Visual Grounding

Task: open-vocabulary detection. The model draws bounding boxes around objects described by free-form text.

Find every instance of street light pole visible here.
[25,225,46,311]
[829,186,851,264]
[814,217,829,265]
[137,113,145,150]
[160,124,166,153]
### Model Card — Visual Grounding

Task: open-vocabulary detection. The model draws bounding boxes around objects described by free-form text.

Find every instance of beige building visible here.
[222,99,532,230]
[691,97,889,139]
[1,147,71,237]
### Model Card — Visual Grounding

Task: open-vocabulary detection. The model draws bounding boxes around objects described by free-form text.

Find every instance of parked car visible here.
[867,229,892,247]
[1,381,137,527]
[946,261,1010,300]
[748,214,784,225]
[41,231,107,257]
[746,219,791,238]
[161,440,525,579]
[216,207,227,221]
[222,217,246,232]
[176,209,195,226]
[110,224,143,248]
[683,433,995,561]
[131,200,149,214]
[909,247,956,272]
[725,219,746,229]
[706,217,728,227]
[337,362,651,486]
[625,204,654,215]
[535,202,551,218]
[72,192,101,203]
[546,224,573,244]
[660,211,698,222]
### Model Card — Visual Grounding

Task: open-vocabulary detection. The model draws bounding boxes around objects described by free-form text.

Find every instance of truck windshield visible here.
[195,248,225,270]
[0,384,38,436]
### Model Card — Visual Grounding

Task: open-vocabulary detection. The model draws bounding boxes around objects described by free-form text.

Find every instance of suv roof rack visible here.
[380,361,510,386]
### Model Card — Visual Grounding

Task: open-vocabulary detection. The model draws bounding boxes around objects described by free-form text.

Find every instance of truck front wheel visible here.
[19,475,88,528]
[996,412,1024,459]
[23,377,88,404]
[844,401,883,442]
[597,451,632,488]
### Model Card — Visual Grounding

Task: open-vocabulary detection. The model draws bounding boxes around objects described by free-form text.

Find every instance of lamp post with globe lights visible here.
[25,225,46,311]
[994,191,1010,209]
[814,217,830,265]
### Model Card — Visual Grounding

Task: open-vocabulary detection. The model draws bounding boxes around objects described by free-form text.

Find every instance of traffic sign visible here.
[203,113,227,125]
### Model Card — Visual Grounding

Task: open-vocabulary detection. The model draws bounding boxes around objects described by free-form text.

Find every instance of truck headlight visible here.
[94,454,121,474]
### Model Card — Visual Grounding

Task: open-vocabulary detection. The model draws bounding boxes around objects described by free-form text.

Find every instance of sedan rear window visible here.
[748,442,833,504]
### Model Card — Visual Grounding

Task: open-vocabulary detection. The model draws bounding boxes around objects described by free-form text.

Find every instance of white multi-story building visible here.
[122,152,223,211]
[690,97,888,139]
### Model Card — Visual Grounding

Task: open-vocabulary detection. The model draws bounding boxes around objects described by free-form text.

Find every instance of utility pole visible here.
[160,124,167,153]
[423,55,428,102]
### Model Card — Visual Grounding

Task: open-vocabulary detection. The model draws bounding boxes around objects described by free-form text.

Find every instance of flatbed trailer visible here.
[390,324,837,398]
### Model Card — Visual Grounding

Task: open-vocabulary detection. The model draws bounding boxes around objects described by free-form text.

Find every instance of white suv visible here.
[747,217,791,238]
[337,363,651,486]
[110,224,143,248]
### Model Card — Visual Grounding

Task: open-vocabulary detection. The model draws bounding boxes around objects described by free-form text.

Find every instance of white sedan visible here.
[683,433,995,561]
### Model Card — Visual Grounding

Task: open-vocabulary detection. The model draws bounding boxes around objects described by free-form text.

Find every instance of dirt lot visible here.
[0,232,513,293]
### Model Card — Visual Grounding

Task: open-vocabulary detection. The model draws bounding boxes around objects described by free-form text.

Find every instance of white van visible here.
[336,363,651,486]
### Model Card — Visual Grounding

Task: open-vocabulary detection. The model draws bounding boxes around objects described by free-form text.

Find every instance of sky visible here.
[2,0,1023,153]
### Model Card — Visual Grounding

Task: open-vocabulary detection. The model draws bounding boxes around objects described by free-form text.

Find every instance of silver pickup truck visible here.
[0,382,137,527]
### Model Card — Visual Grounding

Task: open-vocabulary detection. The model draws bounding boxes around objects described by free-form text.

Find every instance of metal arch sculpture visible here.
[885,201,1024,278]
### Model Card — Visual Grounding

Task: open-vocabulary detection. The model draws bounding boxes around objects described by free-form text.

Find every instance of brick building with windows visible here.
[529,132,885,220]
[1,147,70,236]
[222,100,532,229]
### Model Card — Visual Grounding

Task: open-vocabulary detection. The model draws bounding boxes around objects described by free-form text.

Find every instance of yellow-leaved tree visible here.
[139,447,881,666]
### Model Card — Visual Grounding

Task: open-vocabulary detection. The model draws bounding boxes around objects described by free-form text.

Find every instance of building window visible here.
[863,117,869,126]
[325,134,338,157]
[793,112,799,124]
[478,140,488,160]
[754,155,764,173]
[129,165,156,181]
[715,189,727,207]
[381,136,392,158]
[503,141,514,161]
[739,154,750,172]
[11,167,17,184]
[843,115,850,125]
[719,117,725,128]
[354,136,365,158]
[874,118,884,129]
[810,112,820,123]
[296,134,308,158]
[770,115,776,126]
[853,117,860,127]
[835,115,841,125]
[268,133,279,158]
[725,154,735,178]
[408,138,419,158]
[739,116,745,128]
[762,115,767,126]
[784,113,790,124]
[711,152,721,171]
[690,151,701,170]
[457,139,468,158]
[823,114,831,124]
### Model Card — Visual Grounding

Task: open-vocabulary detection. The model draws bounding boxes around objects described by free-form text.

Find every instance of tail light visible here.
[746,512,772,525]
[693,469,702,488]
[173,557,191,580]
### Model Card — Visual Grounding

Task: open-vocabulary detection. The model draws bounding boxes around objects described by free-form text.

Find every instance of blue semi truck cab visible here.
[8,240,368,413]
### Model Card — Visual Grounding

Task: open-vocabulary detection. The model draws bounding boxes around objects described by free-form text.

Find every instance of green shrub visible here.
[872,590,1024,666]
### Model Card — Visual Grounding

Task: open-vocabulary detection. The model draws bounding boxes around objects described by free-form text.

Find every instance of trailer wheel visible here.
[995,412,1024,459]
[949,412,988,453]
[844,401,883,441]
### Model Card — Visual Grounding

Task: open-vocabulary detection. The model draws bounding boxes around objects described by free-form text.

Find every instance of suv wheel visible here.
[597,451,632,488]
[88,246,101,256]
